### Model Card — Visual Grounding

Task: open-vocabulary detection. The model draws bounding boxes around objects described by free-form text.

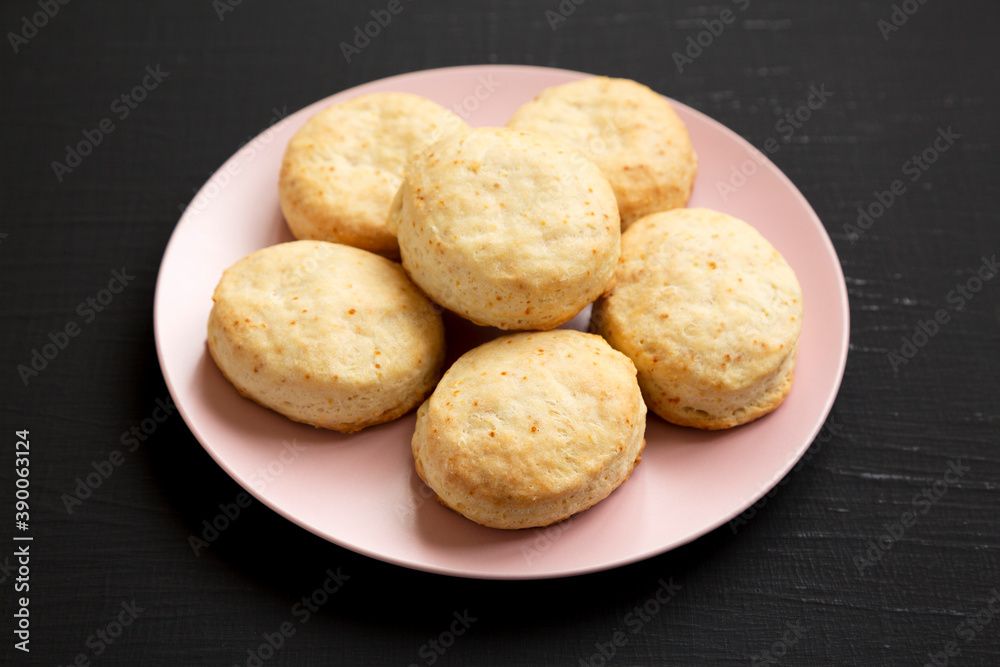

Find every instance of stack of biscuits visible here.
[206,77,803,530]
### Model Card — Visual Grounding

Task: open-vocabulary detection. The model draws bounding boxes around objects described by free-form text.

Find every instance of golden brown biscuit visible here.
[279,93,468,259]
[207,240,445,433]
[412,330,646,529]
[387,127,620,330]
[507,76,697,229]
[592,208,803,429]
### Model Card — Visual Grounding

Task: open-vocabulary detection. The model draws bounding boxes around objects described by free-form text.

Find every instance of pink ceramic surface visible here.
[154,65,849,579]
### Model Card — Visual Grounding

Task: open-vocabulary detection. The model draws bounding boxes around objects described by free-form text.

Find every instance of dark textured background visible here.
[2,1,998,665]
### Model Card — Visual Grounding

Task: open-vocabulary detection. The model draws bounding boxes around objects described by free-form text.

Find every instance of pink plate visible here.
[154,65,849,579]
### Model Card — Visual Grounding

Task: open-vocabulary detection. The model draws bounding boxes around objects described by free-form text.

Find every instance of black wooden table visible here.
[2,1,998,665]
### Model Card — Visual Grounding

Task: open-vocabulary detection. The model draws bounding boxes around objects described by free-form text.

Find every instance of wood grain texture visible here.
[1,0,997,665]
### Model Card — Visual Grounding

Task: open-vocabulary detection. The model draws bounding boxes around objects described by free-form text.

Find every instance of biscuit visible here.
[507,76,697,229]
[279,93,468,259]
[411,330,646,529]
[207,240,446,433]
[387,127,620,330]
[591,208,803,429]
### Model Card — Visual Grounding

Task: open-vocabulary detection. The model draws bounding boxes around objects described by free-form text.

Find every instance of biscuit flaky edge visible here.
[207,240,446,433]
[410,330,647,529]
[591,208,803,430]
